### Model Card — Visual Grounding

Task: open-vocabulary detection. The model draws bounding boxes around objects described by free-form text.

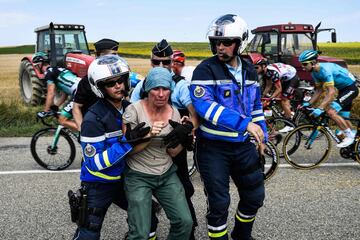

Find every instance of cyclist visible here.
[72,55,158,240]
[190,14,266,240]
[254,57,299,120]
[299,50,359,147]
[33,52,80,131]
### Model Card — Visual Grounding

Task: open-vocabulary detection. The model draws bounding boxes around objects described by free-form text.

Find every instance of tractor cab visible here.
[245,22,346,82]
[35,22,90,68]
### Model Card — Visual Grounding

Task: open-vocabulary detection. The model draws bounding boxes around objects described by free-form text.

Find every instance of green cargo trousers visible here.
[124,164,193,240]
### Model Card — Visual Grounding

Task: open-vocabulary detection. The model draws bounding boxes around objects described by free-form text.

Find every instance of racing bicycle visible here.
[30,111,79,170]
[282,107,360,169]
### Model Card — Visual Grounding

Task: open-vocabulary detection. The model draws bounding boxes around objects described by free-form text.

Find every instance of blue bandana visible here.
[145,67,174,92]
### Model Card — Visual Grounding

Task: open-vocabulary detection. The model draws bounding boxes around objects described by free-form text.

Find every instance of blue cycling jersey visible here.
[312,63,356,90]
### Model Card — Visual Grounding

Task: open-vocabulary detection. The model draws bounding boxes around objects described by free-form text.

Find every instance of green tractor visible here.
[18,22,94,105]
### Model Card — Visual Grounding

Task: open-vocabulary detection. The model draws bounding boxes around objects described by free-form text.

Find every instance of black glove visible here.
[163,120,194,149]
[124,122,151,147]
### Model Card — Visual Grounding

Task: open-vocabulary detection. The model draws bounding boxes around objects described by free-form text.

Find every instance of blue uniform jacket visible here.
[190,56,267,142]
[79,99,132,183]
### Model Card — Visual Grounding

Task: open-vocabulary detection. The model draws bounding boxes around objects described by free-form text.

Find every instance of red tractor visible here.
[19,22,95,105]
[244,22,346,84]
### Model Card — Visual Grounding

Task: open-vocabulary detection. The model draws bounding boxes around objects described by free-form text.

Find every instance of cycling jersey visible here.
[312,63,356,90]
[45,67,80,96]
[265,63,297,83]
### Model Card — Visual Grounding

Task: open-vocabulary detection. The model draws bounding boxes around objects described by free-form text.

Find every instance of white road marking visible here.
[0,162,358,175]
[0,169,80,175]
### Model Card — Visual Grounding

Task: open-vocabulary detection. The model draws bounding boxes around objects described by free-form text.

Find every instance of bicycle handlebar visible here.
[36,110,60,127]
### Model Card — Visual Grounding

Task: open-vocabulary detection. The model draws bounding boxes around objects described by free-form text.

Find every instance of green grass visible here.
[318,42,360,64]
[0,101,43,137]
[1,42,359,62]
[0,45,35,54]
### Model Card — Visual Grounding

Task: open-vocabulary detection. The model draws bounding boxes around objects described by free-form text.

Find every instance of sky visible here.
[1,0,360,46]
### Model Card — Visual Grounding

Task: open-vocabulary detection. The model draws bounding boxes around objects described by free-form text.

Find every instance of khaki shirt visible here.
[123,101,181,175]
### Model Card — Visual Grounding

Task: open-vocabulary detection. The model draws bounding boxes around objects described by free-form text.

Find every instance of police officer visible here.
[190,14,267,240]
[130,39,199,239]
[72,55,158,240]
[73,38,145,131]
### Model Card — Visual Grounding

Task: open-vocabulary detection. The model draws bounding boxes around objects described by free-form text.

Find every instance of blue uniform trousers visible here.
[195,138,265,240]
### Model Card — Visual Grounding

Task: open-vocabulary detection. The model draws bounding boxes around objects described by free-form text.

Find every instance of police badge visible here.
[194,86,205,98]
[84,144,96,157]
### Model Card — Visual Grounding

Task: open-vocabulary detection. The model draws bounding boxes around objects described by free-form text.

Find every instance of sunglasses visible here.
[254,66,261,70]
[215,39,236,47]
[103,77,126,88]
[151,59,172,66]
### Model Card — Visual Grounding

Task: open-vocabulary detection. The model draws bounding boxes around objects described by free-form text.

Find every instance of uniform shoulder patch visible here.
[84,144,96,157]
[194,86,205,98]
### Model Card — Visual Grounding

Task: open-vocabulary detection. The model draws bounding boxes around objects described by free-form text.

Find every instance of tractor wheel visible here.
[18,60,45,105]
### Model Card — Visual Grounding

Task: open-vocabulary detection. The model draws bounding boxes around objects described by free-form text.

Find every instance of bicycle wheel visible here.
[263,141,279,181]
[293,110,312,126]
[30,127,76,170]
[353,139,360,164]
[282,124,331,169]
[266,117,299,158]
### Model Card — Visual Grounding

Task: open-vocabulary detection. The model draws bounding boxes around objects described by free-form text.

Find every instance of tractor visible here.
[244,22,346,84]
[18,22,95,105]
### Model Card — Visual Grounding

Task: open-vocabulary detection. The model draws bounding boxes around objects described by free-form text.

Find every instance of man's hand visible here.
[125,122,151,147]
[163,120,194,149]
[247,122,264,144]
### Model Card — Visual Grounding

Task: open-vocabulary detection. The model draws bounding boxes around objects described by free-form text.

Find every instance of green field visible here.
[1,41,359,63]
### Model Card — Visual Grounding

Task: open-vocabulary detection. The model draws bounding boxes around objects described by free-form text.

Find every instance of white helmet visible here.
[207,14,249,55]
[88,55,130,98]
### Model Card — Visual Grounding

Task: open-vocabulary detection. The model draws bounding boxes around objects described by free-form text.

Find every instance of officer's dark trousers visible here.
[72,180,158,240]
[172,148,198,239]
[195,138,265,240]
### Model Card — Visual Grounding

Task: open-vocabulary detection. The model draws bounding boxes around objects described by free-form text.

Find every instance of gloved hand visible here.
[310,108,324,117]
[163,120,194,149]
[125,122,151,147]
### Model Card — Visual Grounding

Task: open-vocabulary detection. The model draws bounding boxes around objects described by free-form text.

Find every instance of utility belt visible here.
[68,185,104,230]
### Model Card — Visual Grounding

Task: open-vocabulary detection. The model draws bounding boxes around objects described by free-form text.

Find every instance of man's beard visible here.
[218,53,236,63]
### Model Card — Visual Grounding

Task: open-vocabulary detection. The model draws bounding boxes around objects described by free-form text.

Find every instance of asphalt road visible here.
[0,137,359,240]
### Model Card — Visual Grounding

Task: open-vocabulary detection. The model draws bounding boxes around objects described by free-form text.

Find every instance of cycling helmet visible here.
[172,50,185,64]
[207,14,249,55]
[88,55,130,98]
[254,57,269,66]
[32,52,50,64]
[298,50,318,62]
